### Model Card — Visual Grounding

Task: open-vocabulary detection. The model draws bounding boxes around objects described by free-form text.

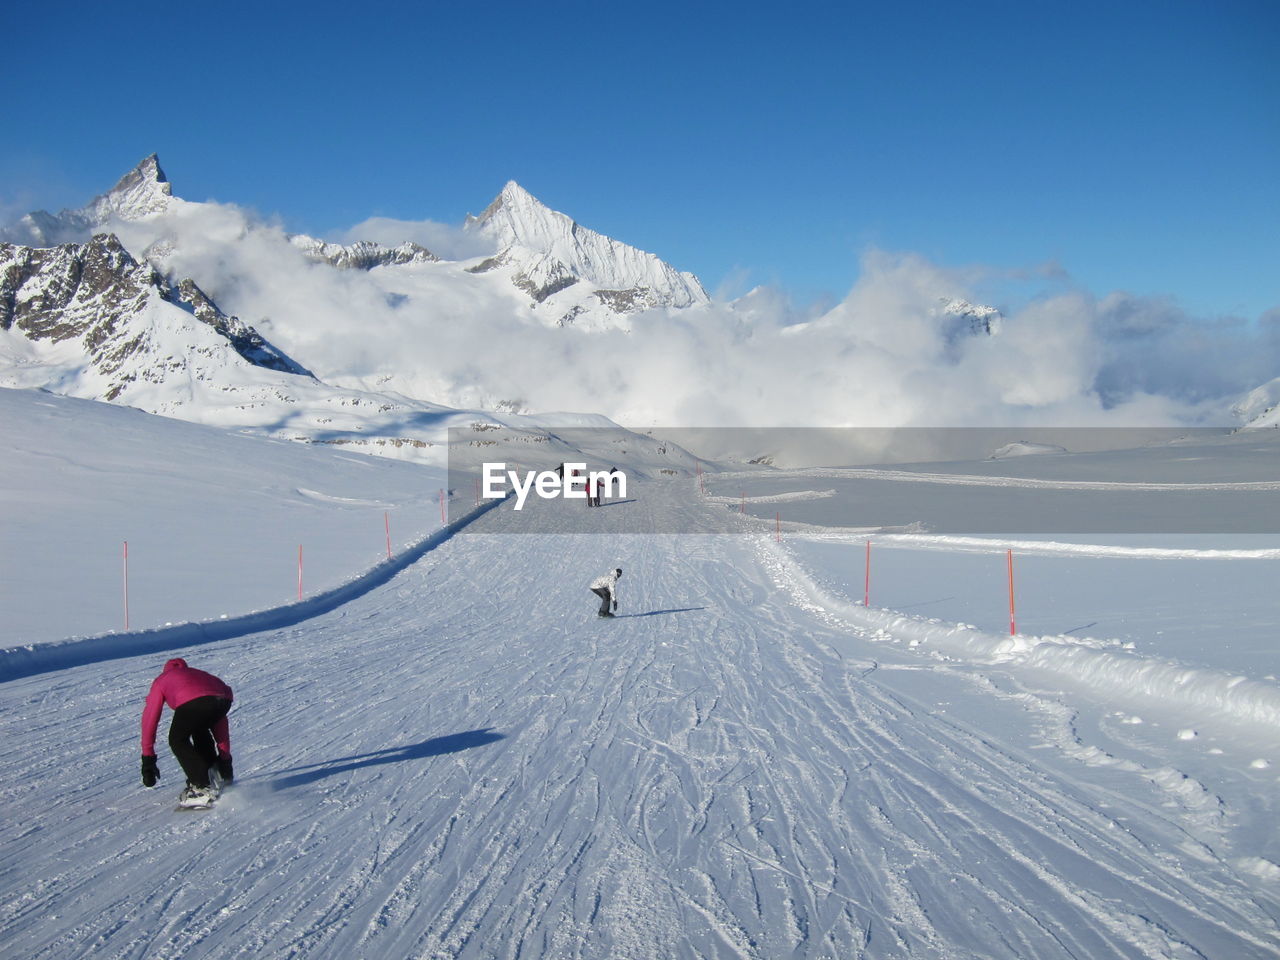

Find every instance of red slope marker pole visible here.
[1007,549,1017,636]
[385,511,392,559]
[440,488,446,525]
[776,512,781,542]
[123,540,130,631]
[298,545,304,601]
[740,492,745,514]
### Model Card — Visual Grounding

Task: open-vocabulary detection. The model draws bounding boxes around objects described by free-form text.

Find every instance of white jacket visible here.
[590,570,620,595]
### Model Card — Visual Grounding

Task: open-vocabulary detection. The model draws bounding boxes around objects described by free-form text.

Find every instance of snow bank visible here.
[0,496,507,683]
[836,532,1280,561]
[705,489,836,505]
[990,441,1069,458]
[763,538,1280,730]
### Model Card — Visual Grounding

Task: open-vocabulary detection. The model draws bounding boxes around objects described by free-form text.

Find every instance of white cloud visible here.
[59,197,1280,439]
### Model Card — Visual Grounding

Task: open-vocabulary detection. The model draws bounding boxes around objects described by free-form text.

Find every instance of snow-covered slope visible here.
[1233,376,1280,428]
[2,404,1278,957]
[0,389,711,645]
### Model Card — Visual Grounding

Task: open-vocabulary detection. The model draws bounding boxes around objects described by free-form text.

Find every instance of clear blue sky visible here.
[4,0,1277,317]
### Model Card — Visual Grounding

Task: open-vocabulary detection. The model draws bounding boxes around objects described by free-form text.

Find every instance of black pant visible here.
[169,696,231,787]
[591,587,612,615]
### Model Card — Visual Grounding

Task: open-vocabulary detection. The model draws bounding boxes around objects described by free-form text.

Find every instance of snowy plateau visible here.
[1,157,1280,959]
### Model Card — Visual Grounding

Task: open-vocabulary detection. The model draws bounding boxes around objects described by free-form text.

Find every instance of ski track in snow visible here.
[2,482,1278,959]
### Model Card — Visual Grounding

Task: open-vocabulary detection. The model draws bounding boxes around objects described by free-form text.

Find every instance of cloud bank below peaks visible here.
[66,194,1280,434]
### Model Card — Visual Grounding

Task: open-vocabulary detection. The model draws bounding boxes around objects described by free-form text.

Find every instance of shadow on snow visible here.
[615,606,706,619]
[265,728,506,791]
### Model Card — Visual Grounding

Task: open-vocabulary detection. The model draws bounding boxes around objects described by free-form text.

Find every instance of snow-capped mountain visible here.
[1232,376,1280,429]
[0,158,720,470]
[2,154,174,248]
[10,152,1268,451]
[0,227,468,459]
[463,181,709,328]
[0,234,307,402]
[0,155,728,420]
[938,297,1002,336]
[0,231,704,470]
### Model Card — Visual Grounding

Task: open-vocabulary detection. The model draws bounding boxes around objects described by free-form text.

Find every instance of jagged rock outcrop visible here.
[289,236,439,270]
[1,234,306,401]
[938,297,1003,336]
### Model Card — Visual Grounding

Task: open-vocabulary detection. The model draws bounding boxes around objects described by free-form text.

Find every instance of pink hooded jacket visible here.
[141,658,234,757]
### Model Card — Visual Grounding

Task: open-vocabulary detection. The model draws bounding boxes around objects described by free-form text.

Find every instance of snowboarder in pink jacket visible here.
[141,658,234,805]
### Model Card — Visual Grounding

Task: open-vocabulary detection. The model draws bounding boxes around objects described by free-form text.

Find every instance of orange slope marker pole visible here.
[1007,549,1017,636]
[123,540,130,631]
[865,539,871,607]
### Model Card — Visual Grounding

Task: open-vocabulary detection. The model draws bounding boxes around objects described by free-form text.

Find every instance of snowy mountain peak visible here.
[496,179,539,212]
[468,181,571,251]
[2,154,175,248]
[88,153,174,222]
[938,297,1003,336]
[465,181,708,321]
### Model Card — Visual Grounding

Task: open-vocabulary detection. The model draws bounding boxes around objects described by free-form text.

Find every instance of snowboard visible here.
[174,780,223,812]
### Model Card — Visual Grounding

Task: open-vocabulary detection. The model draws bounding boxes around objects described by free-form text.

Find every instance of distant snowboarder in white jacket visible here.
[590,568,622,618]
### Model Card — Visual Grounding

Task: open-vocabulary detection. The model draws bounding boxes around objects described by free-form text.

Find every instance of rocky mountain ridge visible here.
[463,180,709,328]
[1,233,305,403]
[289,236,440,270]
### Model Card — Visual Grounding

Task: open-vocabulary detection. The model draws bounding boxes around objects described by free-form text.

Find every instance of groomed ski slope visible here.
[2,482,1278,959]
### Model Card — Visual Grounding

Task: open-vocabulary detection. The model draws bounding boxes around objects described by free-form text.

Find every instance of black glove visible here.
[216,752,234,783]
[612,599,618,611]
[141,754,159,788]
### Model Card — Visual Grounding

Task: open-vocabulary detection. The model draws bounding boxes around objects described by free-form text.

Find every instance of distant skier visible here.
[140,658,235,808]
[587,477,600,507]
[590,567,622,618]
